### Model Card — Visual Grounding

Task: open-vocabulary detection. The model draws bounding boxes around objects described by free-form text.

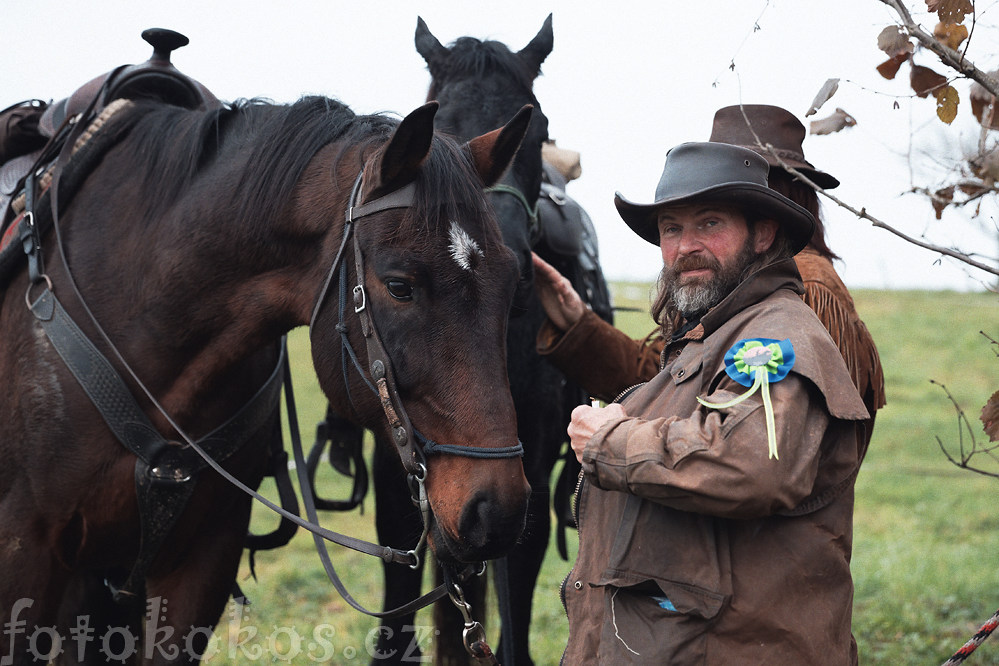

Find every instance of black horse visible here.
[418,15,612,665]
[308,16,611,664]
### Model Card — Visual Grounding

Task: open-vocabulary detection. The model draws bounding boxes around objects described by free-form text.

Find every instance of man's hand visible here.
[532,252,587,331]
[568,403,627,463]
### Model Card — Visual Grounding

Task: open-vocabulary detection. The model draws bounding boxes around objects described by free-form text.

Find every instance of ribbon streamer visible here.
[697,338,795,460]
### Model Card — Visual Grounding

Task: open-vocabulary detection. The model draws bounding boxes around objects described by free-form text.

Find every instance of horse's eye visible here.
[385,278,414,302]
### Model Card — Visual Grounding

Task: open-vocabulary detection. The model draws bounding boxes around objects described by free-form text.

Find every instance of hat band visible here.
[739,144,809,165]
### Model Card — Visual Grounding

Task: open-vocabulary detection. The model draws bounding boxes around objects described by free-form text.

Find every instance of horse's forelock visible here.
[372,133,491,246]
[427,37,535,100]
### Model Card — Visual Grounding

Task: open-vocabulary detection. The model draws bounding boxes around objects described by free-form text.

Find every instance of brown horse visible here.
[0,40,531,664]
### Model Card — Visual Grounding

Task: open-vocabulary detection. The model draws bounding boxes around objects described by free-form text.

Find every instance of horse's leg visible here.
[372,435,428,665]
[0,474,83,666]
[497,318,567,666]
[126,466,258,665]
[0,535,66,666]
[53,573,140,665]
[498,470,551,666]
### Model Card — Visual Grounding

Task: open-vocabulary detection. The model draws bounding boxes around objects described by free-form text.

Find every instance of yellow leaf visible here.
[935,85,960,124]
[933,21,968,50]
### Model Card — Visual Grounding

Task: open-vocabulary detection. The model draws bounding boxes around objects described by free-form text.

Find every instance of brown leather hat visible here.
[709,104,839,189]
[614,142,815,253]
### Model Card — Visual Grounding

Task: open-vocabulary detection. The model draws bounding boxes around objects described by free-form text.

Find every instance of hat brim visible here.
[614,182,815,254]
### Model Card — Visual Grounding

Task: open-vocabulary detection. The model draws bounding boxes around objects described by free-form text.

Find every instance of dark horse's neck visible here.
[48,98,368,428]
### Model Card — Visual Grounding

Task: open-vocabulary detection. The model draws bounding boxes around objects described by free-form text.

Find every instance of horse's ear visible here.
[517,13,553,78]
[465,104,532,187]
[367,101,439,199]
[415,17,450,79]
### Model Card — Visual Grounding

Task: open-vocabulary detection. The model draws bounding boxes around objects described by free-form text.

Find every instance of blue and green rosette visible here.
[696,338,795,460]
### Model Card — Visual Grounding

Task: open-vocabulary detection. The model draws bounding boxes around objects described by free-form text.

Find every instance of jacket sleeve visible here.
[581,373,832,519]
[536,310,663,402]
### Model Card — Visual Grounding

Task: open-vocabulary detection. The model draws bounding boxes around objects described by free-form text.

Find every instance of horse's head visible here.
[416,15,553,301]
[308,102,533,564]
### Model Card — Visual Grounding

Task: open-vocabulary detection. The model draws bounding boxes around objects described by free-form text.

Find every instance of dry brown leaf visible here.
[877,25,912,56]
[969,147,999,187]
[911,64,948,98]
[933,21,968,50]
[982,389,999,442]
[805,79,840,117]
[970,72,999,129]
[808,108,857,135]
[936,0,973,24]
[931,185,954,218]
[935,85,960,124]
[957,181,989,197]
[877,52,911,80]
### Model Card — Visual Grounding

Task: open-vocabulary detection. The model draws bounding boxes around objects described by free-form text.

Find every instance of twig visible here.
[766,144,999,277]
[879,0,999,98]
[931,379,999,478]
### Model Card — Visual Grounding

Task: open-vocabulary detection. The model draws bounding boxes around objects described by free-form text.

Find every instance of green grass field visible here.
[203,286,999,664]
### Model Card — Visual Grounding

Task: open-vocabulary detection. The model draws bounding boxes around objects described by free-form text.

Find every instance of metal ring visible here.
[24,273,53,309]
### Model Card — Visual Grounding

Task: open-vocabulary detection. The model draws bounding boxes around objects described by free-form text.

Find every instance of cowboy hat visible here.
[614,142,815,252]
[709,104,839,189]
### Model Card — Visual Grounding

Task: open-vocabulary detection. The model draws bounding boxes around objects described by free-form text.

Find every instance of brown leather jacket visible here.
[538,249,884,449]
[558,260,869,664]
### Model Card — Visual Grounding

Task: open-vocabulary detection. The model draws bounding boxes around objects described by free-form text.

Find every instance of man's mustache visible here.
[670,255,720,276]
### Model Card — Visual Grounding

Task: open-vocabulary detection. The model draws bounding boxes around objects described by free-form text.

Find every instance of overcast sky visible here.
[5,0,997,291]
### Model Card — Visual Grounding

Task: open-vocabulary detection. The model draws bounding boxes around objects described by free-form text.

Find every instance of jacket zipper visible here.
[559,467,585,614]
[559,389,635,629]
[611,382,646,405]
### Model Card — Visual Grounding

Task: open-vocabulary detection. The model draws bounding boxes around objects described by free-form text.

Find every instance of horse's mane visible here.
[106,97,496,251]
[427,37,536,100]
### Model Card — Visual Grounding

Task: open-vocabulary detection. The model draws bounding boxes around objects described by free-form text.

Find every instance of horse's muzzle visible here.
[435,482,530,563]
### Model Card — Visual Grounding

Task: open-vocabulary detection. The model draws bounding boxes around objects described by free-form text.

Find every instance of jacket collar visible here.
[687,258,804,340]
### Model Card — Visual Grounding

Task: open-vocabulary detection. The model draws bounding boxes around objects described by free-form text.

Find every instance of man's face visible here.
[657,203,775,318]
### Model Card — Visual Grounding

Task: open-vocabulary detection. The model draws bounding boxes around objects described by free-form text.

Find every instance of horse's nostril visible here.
[455,491,527,559]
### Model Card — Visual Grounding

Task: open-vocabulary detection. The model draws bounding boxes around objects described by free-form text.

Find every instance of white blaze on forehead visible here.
[448,220,484,271]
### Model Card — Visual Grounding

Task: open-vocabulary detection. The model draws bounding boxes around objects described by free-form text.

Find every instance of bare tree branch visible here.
[745,130,999,277]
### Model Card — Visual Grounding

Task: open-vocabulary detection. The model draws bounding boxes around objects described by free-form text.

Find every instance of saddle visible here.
[0,28,220,282]
[536,161,614,323]
[39,28,219,138]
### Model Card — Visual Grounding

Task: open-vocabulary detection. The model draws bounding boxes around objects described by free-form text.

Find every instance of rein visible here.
[485,182,540,243]
[18,101,515,657]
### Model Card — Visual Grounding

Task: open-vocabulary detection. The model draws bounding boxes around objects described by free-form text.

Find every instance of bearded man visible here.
[549,142,869,664]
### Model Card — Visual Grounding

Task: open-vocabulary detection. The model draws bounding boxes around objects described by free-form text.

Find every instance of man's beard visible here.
[665,236,758,319]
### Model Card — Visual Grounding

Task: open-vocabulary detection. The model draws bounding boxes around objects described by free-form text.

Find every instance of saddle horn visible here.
[142,28,190,64]
[106,27,219,110]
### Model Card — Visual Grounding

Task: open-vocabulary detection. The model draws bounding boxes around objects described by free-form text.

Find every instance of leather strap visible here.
[28,285,286,601]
